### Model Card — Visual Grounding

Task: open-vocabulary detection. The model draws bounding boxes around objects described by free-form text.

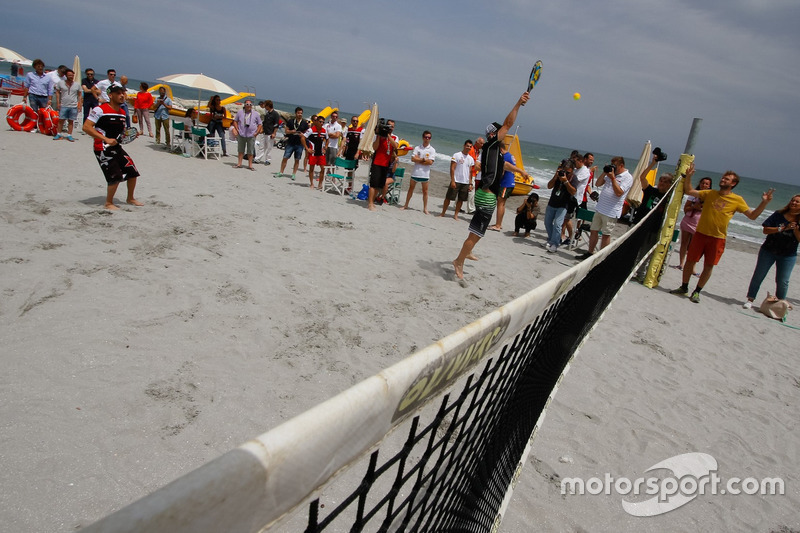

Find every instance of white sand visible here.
[0,122,797,532]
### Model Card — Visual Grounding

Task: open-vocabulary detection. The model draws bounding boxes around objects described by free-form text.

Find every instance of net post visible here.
[642,118,702,288]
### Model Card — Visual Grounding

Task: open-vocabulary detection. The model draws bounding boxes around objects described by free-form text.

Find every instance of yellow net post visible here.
[643,118,703,288]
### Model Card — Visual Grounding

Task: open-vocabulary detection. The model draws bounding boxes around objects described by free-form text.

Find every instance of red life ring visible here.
[6,104,37,132]
[37,107,59,135]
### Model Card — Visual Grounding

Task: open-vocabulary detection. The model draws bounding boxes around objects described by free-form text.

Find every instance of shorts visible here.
[237,135,256,155]
[590,212,618,236]
[59,107,78,120]
[94,146,140,185]
[411,176,429,183]
[326,147,338,165]
[309,154,326,166]
[283,143,304,160]
[498,186,515,200]
[446,182,470,202]
[566,196,578,216]
[686,232,726,266]
[369,164,390,189]
[468,189,497,238]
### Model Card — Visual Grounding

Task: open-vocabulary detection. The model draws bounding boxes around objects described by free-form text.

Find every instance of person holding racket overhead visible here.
[452,90,529,281]
[83,85,143,211]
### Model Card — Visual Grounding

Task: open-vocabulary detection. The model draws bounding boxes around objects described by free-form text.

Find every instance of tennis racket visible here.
[119,127,139,145]
[523,60,542,105]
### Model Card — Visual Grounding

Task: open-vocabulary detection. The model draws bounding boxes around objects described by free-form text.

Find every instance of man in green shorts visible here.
[452,91,529,280]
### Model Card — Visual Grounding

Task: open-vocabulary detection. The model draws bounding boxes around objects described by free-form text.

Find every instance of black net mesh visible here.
[299,212,663,533]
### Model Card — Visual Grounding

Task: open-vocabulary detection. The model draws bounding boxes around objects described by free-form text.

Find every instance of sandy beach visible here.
[0,120,798,532]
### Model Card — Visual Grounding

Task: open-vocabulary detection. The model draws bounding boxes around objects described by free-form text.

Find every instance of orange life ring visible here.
[6,104,37,132]
[37,107,59,135]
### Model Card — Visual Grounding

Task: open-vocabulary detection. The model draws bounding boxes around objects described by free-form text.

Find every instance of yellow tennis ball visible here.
[573,92,581,100]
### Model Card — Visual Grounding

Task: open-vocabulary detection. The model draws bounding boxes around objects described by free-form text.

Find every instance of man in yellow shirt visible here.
[671,163,774,303]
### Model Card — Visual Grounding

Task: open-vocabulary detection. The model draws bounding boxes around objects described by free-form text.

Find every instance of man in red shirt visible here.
[368,119,397,211]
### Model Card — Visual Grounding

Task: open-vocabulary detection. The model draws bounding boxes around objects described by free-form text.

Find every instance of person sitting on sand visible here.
[83,85,143,210]
[670,163,773,304]
[514,193,540,237]
[452,91,529,280]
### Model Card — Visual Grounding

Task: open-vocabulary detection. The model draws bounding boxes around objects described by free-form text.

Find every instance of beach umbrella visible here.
[72,55,80,78]
[358,102,378,156]
[0,46,32,65]
[626,140,652,207]
[156,73,237,111]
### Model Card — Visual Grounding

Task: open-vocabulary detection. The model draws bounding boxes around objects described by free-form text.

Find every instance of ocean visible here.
[4,69,793,244]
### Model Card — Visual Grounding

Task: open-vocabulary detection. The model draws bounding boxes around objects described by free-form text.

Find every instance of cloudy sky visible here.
[4,0,799,184]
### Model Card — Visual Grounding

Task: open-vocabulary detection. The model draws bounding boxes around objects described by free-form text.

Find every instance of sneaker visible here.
[53,133,62,140]
[272,172,283,178]
[669,286,689,295]
[742,300,753,309]
[561,238,571,246]
[291,174,296,181]
[66,135,75,142]
[576,251,593,261]
[264,160,271,165]
[690,291,701,303]
[547,244,557,253]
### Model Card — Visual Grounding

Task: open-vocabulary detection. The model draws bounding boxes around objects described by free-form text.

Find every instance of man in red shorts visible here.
[670,163,773,303]
[304,115,329,189]
[83,85,143,211]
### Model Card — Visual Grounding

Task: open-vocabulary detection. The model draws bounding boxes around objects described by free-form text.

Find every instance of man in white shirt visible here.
[324,110,343,165]
[576,156,634,259]
[401,131,436,214]
[440,140,475,219]
[94,69,121,103]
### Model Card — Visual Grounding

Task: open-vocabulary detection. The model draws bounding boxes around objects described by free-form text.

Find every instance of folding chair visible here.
[385,167,405,205]
[569,207,595,251]
[323,157,357,195]
[190,127,209,159]
[171,120,188,154]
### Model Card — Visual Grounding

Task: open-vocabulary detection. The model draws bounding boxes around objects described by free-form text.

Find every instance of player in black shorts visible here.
[83,85,142,210]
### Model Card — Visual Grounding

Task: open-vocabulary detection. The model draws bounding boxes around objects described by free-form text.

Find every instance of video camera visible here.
[375,118,392,137]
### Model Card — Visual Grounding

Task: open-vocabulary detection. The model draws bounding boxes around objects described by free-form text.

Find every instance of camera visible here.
[375,118,392,137]
[557,169,566,177]
[653,147,667,162]
[603,164,615,174]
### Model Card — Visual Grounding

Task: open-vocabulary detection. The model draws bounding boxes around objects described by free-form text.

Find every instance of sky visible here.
[3,0,799,185]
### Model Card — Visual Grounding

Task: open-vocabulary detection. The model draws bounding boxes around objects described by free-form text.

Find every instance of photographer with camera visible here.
[543,159,577,253]
[368,118,398,211]
[576,156,633,260]
[514,193,540,237]
[631,148,673,225]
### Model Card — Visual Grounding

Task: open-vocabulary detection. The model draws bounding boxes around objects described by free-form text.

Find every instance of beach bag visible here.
[356,184,369,201]
[760,293,792,322]
[132,114,138,124]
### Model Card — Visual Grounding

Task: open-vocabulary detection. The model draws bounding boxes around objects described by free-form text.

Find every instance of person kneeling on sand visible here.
[514,193,540,237]
[83,85,143,210]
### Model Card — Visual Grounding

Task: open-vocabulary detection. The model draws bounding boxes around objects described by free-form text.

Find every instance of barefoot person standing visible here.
[83,85,143,210]
[452,92,529,280]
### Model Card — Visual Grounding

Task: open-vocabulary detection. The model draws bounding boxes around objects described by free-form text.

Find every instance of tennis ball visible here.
[573,92,581,101]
